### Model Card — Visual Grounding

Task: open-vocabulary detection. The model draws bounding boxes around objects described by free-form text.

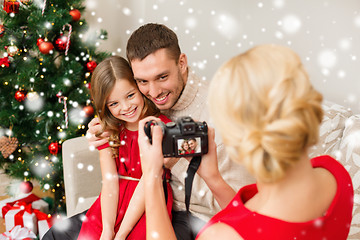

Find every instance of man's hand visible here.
[86,117,110,148]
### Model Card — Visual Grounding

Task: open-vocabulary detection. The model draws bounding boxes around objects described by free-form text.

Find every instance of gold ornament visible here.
[20,0,33,5]
[7,45,19,57]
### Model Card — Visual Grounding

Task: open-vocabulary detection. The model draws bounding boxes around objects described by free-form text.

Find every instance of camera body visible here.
[144,116,208,158]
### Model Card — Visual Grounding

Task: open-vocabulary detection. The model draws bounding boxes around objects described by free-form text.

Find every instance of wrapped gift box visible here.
[34,209,53,239]
[0,225,37,240]
[0,193,49,217]
[4,203,38,235]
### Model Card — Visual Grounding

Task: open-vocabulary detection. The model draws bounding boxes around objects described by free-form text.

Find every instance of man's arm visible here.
[86,117,110,148]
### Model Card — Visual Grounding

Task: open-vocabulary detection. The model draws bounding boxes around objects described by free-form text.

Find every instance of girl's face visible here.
[106,79,144,130]
[183,142,189,150]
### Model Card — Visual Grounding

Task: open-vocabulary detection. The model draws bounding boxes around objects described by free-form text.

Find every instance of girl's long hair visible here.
[90,56,160,157]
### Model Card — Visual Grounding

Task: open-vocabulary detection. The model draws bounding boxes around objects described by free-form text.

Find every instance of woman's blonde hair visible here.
[208,44,323,183]
[90,56,160,157]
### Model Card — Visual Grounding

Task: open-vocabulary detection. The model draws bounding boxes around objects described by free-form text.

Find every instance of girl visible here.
[179,140,190,155]
[137,44,353,240]
[78,56,173,240]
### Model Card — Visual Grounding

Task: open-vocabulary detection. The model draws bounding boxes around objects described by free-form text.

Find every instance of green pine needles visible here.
[0,0,110,213]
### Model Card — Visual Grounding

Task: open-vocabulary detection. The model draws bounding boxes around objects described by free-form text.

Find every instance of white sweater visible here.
[162,69,255,222]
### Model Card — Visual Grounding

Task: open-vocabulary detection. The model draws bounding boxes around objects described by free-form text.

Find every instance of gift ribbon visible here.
[0,225,37,240]
[1,194,40,217]
[11,202,34,228]
[5,200,52,235]
[34,208,52,225]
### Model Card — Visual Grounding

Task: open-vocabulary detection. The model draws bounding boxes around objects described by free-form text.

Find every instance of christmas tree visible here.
[0,0,109,212]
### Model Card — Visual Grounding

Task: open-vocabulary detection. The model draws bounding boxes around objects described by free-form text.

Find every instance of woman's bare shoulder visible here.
[197,223,243,240]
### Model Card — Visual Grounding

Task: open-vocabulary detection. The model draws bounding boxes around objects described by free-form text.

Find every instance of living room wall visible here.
[84,0,360,114]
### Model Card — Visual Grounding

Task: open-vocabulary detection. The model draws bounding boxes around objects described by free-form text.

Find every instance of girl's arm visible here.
[99,148,119,240]
[114,177,145,240]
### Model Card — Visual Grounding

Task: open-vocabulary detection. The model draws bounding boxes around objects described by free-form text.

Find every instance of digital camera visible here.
[144,116,208,158]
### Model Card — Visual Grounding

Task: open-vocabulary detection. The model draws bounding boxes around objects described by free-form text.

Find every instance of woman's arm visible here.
[138,116,177,240]
[194,127,236,209]
[114,177,145,240]
[99,148,119,240]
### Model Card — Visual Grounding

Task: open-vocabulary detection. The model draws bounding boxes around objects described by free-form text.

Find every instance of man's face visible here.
[188,140,197,150]
[131,49,187,110]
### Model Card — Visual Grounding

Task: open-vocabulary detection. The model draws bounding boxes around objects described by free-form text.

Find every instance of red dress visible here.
[197,155,354,240]
[78,115,173,240]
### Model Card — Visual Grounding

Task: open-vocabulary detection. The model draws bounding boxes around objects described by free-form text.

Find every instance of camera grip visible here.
[144,120,155,144]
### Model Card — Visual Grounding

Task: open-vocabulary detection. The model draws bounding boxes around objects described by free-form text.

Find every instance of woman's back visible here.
[198,155,353,240]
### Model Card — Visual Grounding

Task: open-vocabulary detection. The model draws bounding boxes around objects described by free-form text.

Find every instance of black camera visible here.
[144,116,208,158]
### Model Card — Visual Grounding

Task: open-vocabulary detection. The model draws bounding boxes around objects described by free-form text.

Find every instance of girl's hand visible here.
[100,229,114,240]
[114,231,127,240]
[138,116,165,178]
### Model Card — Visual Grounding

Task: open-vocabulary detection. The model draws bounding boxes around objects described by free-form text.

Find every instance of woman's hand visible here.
[196,127,236,209]
[196,127,221,182]
[86,117,110,148]
[138,116,165,178]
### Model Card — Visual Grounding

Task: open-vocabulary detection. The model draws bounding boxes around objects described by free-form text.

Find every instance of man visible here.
[188,138,199,154]
[44,23,254,240]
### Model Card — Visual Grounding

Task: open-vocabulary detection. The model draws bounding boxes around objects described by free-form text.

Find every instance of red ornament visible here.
[48,142,60,155]
[54,34,70,52]
[3,0,20,14]
[83,105,94,117]
[86,61,97,73]
[69,9,81,21]
[38,41,54,54]
[0,25,5,37]
[20,181,33,194]
[15,90,26,102]
[85,82,91,89]
[36,38,44,46]
[0,57,10,68]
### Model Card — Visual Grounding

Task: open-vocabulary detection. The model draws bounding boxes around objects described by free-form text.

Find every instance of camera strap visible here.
[185,156,202,239]
[185,156,202,212]
[162,167,168,204]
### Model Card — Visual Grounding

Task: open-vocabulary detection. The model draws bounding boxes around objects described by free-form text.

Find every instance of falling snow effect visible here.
[17,1,352,238]
[84,0,360,114]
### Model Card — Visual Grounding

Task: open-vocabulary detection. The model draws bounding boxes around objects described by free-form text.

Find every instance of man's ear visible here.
[178,53,188,74]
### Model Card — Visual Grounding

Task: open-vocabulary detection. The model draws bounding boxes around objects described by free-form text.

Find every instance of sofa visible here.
[62,100,360,239]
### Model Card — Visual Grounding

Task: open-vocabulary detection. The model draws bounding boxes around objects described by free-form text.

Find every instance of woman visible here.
[137,44,354,240]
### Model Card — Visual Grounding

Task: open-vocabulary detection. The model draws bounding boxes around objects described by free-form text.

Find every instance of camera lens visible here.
[166,122,176,128]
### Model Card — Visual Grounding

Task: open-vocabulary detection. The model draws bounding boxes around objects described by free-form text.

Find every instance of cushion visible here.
[339,114,360,239]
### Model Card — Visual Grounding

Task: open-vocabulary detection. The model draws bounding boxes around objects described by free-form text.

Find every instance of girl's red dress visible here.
[78,114,173,240]
[197,155,354,240]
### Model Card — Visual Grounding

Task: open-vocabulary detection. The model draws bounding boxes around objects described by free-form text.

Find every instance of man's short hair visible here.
[126,23,181,63]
